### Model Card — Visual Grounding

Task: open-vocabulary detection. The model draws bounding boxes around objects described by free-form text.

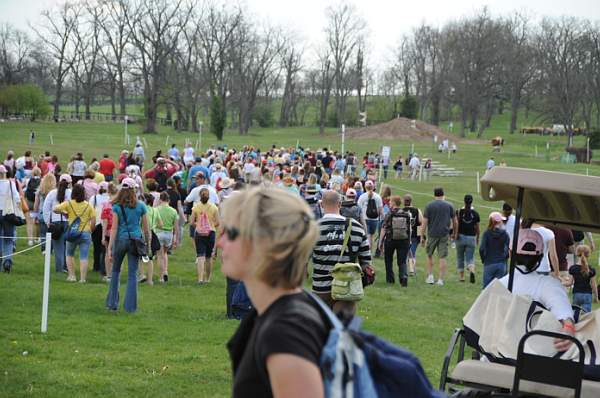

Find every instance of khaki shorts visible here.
[426,235,449,258]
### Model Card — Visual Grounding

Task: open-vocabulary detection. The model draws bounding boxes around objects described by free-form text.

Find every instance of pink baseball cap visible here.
[99,181,109,190]
[516,229,544,256]
[0,165,6,173]
[346,188,357,197]
[489,211,506,223]
[121,177,138,189]
[59,174,72,183]
[365,180,374,188]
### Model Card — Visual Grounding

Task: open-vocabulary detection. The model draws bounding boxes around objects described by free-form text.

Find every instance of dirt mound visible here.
[347,117,457,142]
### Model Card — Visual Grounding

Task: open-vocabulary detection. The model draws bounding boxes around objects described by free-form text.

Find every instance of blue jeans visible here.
[409,237,419,259]
[573,292,593,313]
[456,234,476,271]
[0,213,16,267]
[366,219,379,235]
[483,262,507,289]
[106,239,139,313]
[51,221,68,272]
[66,231,92,260]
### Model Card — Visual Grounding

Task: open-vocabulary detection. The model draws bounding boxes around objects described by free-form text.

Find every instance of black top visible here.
[457,208,480,236]
[569,265,596,294]
[166,188,181,210]
[403,206,421,239]
[227,291,329,398]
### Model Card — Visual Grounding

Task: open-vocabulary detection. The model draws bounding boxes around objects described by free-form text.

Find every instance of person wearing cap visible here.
[479,212,509,288]
[90,181,111,274]
[217,177,234,203]
[53,184,96,283]
[498,228,575,351]
[187,157,210,191]
[456,194,481,283]
[106,177,150,313]
[340,188,365,229]
[521,218,560,278]
[357,180,383,251]
[421,187,457,286]
[185,172,219,206]
[210,163,228,188]
[43,174,72,273]
[0,164,21,272]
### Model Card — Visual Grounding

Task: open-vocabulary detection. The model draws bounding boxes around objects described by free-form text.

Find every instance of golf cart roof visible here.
[480,166,600,233]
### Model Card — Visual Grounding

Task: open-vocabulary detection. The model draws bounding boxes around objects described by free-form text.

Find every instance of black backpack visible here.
[385,209,411,241]
[365,193,378,219]
[154,167,168,192]
[340,201,361,224]
[25,177,41,202]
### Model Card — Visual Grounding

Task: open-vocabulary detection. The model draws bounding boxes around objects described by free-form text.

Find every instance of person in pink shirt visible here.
[80,169,99,200]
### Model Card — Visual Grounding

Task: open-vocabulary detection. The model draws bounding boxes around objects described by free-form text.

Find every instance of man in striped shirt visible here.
[312,190,372,315]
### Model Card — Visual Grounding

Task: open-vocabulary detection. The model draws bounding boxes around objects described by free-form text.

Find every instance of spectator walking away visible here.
[91,182,110,274]
[402,194,422,276]
[357,180,383,252]
[393,156,403,179]
[155,192,179,283]
[219,187,327,397]
[106,178,150,313]
[569,245,598,312]
[53,184,95,283]
[339,188,365,230]
[99,154,117,182]
[24,167,42,246]
[312,190,371,316]
[409,154,421,180]
[379,196,412,287]
[500,202,516,243]
[421,187,457,286]
[0,165,20,273]
[34,172,57,254]
[547,225,575,286]
[69,153,87,184]
[455,194,480,283]
[486,157,495,170]
[43,174,72,273]
[190,188,219,284]
[479,212,509,288]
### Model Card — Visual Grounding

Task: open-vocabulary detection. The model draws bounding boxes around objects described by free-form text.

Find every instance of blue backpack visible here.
[64,201,89,242]
[308,292,446,398]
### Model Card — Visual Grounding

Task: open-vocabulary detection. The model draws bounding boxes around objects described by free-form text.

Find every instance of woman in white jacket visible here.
[43,174,72,272]
[0,165,21,272]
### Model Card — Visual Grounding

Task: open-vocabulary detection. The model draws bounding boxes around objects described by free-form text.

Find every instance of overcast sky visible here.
[1,0,599,67]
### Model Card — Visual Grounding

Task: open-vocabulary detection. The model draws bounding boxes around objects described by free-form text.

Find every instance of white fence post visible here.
[41,232,52,333]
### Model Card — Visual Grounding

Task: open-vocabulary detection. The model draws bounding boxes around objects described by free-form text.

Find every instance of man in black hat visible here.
[455,194,480,283]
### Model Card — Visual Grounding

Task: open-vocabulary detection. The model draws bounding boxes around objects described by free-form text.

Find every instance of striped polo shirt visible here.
[311,213,371,293]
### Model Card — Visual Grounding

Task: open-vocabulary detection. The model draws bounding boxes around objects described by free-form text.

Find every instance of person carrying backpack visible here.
[379,196,412,286]
[455,194,480,283]
[339,188,366,230]
[190,187,219,285]
[357,180,383,252]
[24,167,42,246]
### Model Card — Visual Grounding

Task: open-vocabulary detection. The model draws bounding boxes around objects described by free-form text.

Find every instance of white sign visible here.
[381,146,391,159]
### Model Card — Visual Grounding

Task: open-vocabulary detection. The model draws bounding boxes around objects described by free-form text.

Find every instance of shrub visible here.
[253,103,274,128]
[400,95,418,119]
[0,84,50,120]
[588,129,600,150]
[210,94,226,140]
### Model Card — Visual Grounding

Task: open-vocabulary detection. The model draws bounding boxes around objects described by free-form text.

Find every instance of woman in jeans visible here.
[34,172,57,253]
[0,165,21,273]
[43,174,72,272]
[53,184,95,282]
[106,178,150,313]
[479,211,509,288]
[569,245,598,312]
[455,194,480,283]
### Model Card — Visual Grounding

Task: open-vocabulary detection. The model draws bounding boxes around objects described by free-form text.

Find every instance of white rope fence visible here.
[0,241,44,259]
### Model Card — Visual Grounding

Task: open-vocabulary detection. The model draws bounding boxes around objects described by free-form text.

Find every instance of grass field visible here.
[1,112,598,397]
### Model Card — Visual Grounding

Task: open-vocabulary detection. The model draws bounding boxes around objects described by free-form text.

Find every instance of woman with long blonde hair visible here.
[34,172,57,253]
[569,245,598,312]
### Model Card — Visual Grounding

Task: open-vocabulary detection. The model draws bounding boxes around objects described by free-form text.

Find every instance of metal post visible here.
[198,121,203,152]
[476,172,480,194]
[587,138,590,163]
[124,115,128,145]
[508,187,524,292]
[41,233,52,333]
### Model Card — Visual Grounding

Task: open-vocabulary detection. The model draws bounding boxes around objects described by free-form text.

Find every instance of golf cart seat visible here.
[441,329,600,398]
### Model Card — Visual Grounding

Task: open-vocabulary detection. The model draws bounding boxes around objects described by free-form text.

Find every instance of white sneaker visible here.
[426,274,434,284]
[28,240,33,246]
[66,275,77,282]
[436,279,444,286]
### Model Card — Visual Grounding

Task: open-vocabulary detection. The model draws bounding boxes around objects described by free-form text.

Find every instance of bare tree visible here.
[74,3,102,120]
[392,35,413,98]
[279,38,303,127]
[314,48,334,134]
[98,0,131,117]
[0,24,31,85]
[325,2,366,127]
[31,2,79,120]
[124,0,190,133]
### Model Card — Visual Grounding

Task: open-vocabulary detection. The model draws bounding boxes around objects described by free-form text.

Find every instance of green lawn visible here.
[0,113,598,397]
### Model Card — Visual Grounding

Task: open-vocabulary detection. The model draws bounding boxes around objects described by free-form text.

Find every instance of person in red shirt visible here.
[99,154,117,182]
[144,158,180,192]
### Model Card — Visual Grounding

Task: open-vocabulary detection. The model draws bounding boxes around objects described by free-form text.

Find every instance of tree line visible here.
[1,1,599,143]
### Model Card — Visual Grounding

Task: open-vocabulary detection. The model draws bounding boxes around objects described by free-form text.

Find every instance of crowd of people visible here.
[0,142,597,316]
[3,139,600,397]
